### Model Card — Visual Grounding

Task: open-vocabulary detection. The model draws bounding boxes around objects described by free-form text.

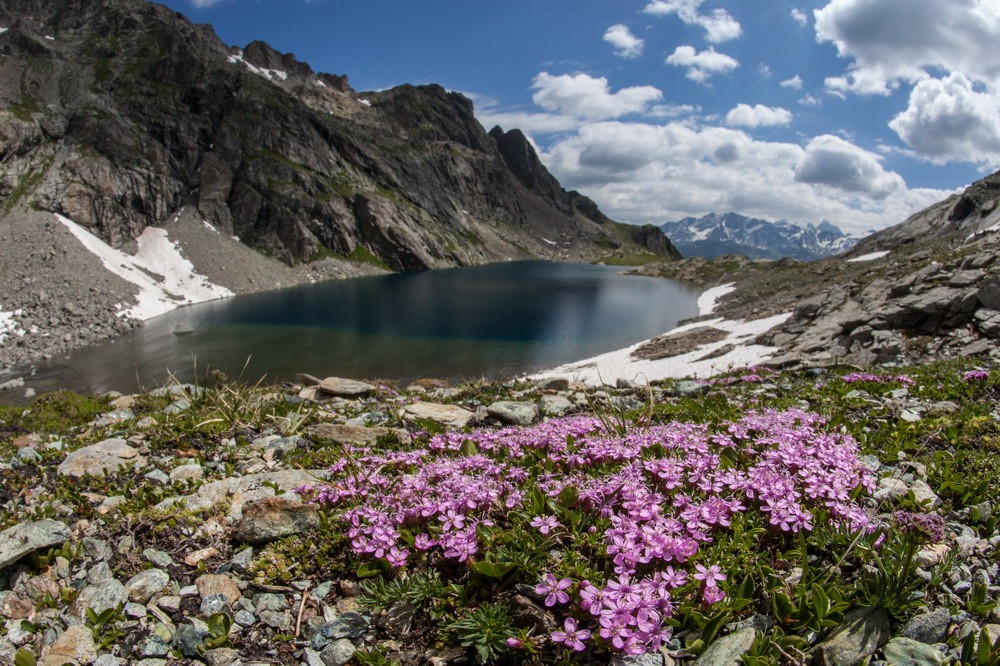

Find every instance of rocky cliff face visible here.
[0,0,674,272]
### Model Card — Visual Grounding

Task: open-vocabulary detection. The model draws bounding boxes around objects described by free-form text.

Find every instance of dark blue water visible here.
[28,262,700,394]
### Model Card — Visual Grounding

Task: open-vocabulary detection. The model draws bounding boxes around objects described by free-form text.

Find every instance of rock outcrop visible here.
[0,0,675,270]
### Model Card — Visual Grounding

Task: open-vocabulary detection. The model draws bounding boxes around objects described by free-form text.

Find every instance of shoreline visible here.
[531,282,795,386]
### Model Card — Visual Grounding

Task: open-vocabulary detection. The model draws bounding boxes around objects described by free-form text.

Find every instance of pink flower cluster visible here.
[842,372,915,386]
[963,370,989,382]
[302,408,876,656]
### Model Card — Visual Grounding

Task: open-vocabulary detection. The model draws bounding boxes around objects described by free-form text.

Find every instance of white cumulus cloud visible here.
[815,0,1000,95]
[531,72,663,120]
[666,46,739,84]
[790,8,809,26]
[794,134,903,199]
[725,104,793,128]
[643,0,742,43]
[889,73,1000,166]
[780,75,804,89]
[603,24,644,59]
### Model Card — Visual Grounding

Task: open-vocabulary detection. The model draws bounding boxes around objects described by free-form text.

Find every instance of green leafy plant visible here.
[960,627,1000,666]
[13,649,36,666]
[444,602,514,663]
[966,582,998,618]
[197,612,234,653]
[85,605,126,650]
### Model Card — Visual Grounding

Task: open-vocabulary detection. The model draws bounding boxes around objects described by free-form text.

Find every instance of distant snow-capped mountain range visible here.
[661,212,861,261]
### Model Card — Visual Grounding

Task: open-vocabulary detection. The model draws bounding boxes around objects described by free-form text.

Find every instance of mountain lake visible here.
[21,261,702,395]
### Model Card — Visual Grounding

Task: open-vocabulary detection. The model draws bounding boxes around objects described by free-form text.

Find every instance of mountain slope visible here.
[0,0,673,271]
[0,0,678,370]
[662,212,857,261]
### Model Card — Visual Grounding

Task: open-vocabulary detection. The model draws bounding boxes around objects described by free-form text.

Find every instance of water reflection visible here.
[25,262,700,395]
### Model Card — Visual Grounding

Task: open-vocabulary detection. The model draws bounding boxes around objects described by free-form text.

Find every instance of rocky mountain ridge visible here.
[0,0,677,371]
[662,212,858,261]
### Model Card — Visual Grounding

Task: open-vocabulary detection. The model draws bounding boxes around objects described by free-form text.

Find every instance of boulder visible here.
[812,608,890,666]
[58,438,145,477]
[487,400,538,426]
[236,497,321,544]
[0,519,70,569]
[403,401,476,429]
[318,377,377,398]
[306,423,408,447]
[694,628,756,665]
[41,625,97,666]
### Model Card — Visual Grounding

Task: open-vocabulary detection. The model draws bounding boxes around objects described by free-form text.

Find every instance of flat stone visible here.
[318,377,377,398]
[675,380,709,398]
[58,438,145,477]
[0,519,70,569]
[910,480,941,508]
[126,568,170,604]
[235,496,321,544]
[42,625,97,666]
[204,648,241,666]
[183,547,219,567]
[403,401,476,429]
[195,574,242,604]
[170,464,204,482]
[536,377,570,391]
[320,638,357,666]
[694,627,756,665]
[915,543,950,568]
[200,592,230,615]
[173,623,209,659]
[874,477,909,503]
[143,548,174,568]
[883,637,948,665]
[312,613,370,649]
[900,609,952,645]
[306,423,408,447]
[91,408,135,428]
[539,395,573,417]
[813,608,890,666]
[70,579,128,618]
[487,401,539,426]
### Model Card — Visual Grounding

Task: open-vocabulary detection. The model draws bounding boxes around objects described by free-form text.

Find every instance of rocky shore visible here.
[0,362,997,665]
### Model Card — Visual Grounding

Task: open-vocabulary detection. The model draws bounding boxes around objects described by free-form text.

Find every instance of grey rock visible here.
[162,398,191,415]
[382,601,416,635]
[144,469,170,485]
[694,627,756,665]
[813,608,890,666]
[135,634,171,658]
[72,578,128,617]
[18,448,42,464]
[0,519,70,569]
[901,608,951,644]
[536,377,570,391]
[204,648,241,666]
[57,438,145,477]
[126,568,170,604]
[253,593,289,613]
[234,609,256,626]
[170,463,205,482]
[539,395,573,417]
[874,477,909,503]
[883,637,948,665]
[260,610,292,630]
[200,592,231,615]
[675,380,709,398]
[231,548,254,573]
[910,480,941,508]
[487,400,539,426]
[311,613,370,649]
[173,623,210,658]
[93,656,121,666]
[318,377,376,398]
[143,548,174,568]
[235,496,321,544]
[91,408,135,427]
[320,638,357,666]
[403,401,476,428]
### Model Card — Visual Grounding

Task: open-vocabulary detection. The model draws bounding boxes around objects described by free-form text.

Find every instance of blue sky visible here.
[158,0,1000,235]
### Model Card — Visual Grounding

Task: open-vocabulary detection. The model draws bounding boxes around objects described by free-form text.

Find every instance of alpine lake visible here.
[26,261,702,395]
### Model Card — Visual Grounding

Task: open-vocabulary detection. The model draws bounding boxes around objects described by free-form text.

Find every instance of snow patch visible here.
[316,79,327,88]
[966,221,1000,241]
[44,35,54,41]
[0,28,9,35]
[202,220,220,235]
[847,250,890,263]
[228,51,288,81]
[56,214,233,321]
[532,312,792,387]
[541,237,558,246]
[0,306,24,345]
[359,99,372,107]
[698,283,736,316]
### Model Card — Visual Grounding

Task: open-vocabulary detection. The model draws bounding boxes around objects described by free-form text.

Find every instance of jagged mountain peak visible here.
[662,212,856,261]
[0,0,676,271]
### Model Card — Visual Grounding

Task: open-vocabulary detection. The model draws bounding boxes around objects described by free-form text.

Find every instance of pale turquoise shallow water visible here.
[26,261,701,394]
